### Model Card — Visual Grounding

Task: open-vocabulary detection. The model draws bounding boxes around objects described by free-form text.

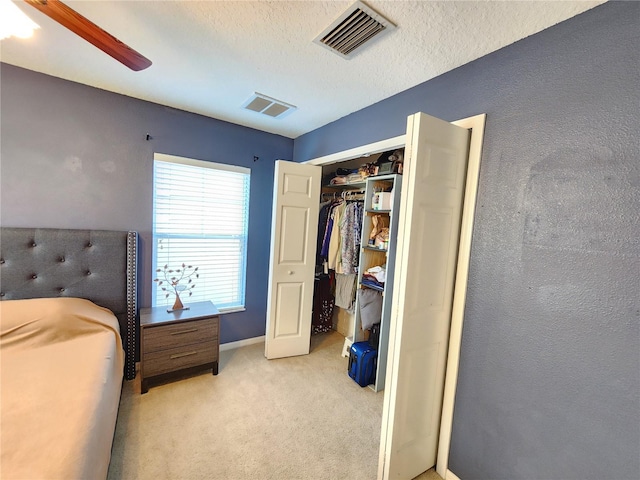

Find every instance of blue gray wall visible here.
[297,2,639,479]
[1,2,638,477]
[0,63,293,344]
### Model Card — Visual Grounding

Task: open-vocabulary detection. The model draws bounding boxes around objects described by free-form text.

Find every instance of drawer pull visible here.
[171,328,198,335]
[170,351,198,359]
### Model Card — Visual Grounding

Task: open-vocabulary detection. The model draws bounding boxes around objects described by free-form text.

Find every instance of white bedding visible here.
[0,297,125,480]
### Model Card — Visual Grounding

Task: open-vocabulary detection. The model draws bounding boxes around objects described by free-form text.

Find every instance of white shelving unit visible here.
[351,173,402,392]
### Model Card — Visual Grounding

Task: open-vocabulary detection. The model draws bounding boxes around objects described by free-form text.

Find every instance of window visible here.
[153,153,250,312]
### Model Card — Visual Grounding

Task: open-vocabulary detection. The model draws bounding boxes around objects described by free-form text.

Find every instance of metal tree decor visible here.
[154,263,199,312]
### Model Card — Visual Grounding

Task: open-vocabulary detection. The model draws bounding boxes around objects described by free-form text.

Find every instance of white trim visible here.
[445,469,462,480]
[220,335,265,352]
[154,152,250,174]
[304,135,405,166]
[436,113,486,478]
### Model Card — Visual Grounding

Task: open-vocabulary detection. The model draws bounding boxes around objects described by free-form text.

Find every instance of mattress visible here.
[0,298,125,480]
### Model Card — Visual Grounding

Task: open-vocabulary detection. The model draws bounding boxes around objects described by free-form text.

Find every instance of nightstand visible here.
[140,300,220,393]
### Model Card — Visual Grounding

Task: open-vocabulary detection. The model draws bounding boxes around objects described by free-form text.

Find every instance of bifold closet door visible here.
[379,113,471,479]
[265,160,321,359]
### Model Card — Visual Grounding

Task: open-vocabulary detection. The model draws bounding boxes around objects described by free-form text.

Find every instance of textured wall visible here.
[0,64,294,344]
[295,2,639,479]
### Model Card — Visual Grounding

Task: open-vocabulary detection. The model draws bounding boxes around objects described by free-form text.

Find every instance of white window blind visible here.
[153,154,250,311]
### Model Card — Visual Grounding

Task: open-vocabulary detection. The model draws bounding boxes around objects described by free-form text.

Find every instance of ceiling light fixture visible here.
[0,0,39,41]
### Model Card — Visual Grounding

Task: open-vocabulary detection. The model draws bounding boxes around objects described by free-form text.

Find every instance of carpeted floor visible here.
[107,331,441,480]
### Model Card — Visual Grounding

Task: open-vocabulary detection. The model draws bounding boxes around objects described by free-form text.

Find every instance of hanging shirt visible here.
[327,202,345,272]
[334,273,357,312]
[320,201,340,260]
[317,201,333,265]
[340,201,363,275]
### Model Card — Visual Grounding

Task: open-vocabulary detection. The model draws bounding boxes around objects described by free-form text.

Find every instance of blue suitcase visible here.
[348,341,377,387]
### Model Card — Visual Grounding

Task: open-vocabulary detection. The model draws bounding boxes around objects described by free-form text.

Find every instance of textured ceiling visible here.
[0,0,605,138]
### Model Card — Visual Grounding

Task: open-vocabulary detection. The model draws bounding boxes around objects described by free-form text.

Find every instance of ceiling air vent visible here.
[314,1,396,59]
[242,92,297,119]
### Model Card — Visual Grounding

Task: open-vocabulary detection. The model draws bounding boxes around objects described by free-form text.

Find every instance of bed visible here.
[0,228,137,480]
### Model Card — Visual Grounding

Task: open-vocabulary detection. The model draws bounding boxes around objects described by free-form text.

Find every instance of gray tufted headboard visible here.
[0,228,138,380]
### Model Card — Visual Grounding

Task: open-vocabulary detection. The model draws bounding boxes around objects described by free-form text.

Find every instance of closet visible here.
[317,167,403,392]
[265,112,486,480]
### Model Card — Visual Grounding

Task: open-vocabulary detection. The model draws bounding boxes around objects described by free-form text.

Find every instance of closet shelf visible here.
[362,245,387,253]
[323,181,366,189]
[366,209,391,214]
[359,283,385,292]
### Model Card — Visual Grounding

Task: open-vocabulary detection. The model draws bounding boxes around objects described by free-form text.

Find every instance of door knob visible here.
[287,270,294,275]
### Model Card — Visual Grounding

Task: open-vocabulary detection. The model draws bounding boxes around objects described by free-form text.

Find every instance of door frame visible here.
[305,113,486,479]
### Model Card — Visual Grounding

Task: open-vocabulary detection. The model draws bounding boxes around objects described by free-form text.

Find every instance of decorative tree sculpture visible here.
[154,263,199,312]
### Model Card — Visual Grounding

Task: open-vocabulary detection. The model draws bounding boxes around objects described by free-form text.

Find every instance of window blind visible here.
[153,154,250,311]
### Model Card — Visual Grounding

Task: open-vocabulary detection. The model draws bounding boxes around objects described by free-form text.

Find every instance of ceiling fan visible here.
[23,0,152,71]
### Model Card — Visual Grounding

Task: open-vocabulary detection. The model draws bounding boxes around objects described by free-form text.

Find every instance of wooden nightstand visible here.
[140,301,220,393]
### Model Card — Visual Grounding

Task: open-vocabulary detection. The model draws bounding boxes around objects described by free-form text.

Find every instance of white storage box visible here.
[372,191,393,210]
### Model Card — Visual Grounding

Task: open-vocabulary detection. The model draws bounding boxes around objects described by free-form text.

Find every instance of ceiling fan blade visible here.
[23,0,152,71]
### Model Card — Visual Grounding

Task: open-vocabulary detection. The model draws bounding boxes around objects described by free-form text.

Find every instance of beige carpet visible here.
[108,331,441,480]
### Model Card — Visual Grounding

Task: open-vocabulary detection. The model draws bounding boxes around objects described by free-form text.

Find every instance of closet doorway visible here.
[265,112,485,480]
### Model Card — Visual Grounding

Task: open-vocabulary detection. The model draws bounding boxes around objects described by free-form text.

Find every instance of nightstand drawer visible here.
[143,340,218,377]
[144,317,218,353]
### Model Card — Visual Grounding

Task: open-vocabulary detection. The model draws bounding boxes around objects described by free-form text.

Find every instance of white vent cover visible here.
[242,92,297,119]
[314,1,396,58]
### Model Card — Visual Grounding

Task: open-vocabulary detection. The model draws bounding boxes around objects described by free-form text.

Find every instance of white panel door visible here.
[265,160,321,359]
[379,113,471,479]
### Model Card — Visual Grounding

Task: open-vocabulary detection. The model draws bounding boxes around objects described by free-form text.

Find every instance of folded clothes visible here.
[366,265,386,283]
[336,167,357,176]
[329,173,365,185]
[361,275,384,290]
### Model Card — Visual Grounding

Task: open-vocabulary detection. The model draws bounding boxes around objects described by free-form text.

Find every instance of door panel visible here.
[279,207,309,263]
[396,343,439,442]
[379,113,471,479]
[265,160,321,359]
[423,145,462,189]
[407,207,454,311]
[274,283,304,337]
